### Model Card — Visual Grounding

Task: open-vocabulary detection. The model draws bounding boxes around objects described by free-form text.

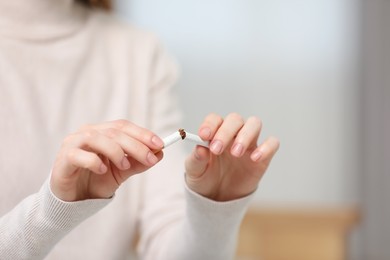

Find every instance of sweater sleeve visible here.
[160,182,254,260]
[136,35,253,260]
[0,179,111,259]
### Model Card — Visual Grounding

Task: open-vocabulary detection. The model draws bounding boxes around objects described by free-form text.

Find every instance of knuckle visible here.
[104,128,119,138]
[83,129,98,140]
[227,112,244,124]
[205,113,223,123]
[113,119,129,130]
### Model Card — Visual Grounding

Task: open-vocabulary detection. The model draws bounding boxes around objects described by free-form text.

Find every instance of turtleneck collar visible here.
[0,0,89,40]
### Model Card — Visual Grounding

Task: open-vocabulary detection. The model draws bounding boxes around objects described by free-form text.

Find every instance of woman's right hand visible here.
[50,120,164,202]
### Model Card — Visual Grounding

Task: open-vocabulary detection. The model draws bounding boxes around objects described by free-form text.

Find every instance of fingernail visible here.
[200,128,211,139]
[121,157,131,169]
[147,151,158,165]
[210,140,223,154]
[152,135,163,148]
[232,143,243,157]
[251,150,263,162]
[100,163,107,173]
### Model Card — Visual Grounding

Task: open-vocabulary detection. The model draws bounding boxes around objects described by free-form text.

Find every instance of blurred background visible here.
[114,0,389,259]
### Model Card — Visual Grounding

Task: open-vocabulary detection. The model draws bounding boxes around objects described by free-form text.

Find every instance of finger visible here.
[198,113,224,141]
[209,113,245,155]
[79,119,164,150]
[65,148,107,175]
[230,116,262,157]
[124,150,164,175]
[251,136,280,163]
[67,130,131,171]
[100,128,160,167]
[185,146,210,178]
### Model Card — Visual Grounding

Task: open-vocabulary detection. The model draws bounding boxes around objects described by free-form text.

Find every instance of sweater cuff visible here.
[180,182,255,259]
[184,181,254,237]
[41,179,112,231]
[184,182,255,216]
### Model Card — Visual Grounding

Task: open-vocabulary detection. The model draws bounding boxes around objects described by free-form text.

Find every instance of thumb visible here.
[185,146,210,178]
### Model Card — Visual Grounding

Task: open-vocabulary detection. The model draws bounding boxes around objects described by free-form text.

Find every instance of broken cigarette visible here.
[163,129,209,148]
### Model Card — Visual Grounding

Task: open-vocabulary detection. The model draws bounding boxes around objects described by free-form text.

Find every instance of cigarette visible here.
[162,130,184,148]
[185,132,209,147]
[162,129,209,149]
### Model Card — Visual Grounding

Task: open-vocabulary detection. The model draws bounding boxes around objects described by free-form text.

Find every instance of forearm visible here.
[0,179,111,259]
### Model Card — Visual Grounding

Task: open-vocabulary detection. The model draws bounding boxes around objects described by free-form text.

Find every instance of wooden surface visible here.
[236,207,360,260]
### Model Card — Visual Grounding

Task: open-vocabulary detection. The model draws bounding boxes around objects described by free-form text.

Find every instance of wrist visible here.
[185,173,258,202]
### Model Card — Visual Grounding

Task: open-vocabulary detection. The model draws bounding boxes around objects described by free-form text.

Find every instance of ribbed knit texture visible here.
[0,180,111,259]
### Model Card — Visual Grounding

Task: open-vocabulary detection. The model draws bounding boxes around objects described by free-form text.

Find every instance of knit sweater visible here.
[0,0,252,259]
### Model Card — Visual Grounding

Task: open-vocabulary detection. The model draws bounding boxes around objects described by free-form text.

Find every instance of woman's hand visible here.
[185,113,280,201]
[50,120,164,202]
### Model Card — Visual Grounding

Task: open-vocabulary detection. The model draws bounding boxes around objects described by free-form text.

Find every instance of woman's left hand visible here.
[185,113,280,201]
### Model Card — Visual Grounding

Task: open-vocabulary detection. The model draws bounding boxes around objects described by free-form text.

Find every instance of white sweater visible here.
[0,0,252,259]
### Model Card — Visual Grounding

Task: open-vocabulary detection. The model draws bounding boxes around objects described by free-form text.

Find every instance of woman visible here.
[0,0,279,259]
